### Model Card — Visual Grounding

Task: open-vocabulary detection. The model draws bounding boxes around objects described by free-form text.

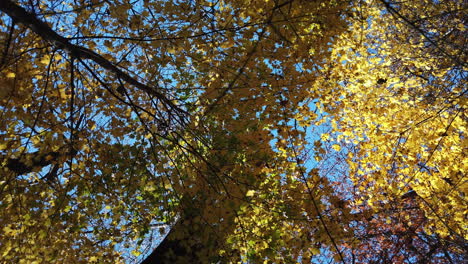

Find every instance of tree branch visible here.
[0,0,186,118]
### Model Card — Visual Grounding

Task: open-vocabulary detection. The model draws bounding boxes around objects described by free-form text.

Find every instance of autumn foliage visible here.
[0,0,466,263]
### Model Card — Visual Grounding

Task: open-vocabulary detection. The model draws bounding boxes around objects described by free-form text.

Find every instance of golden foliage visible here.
[0,0,465,263]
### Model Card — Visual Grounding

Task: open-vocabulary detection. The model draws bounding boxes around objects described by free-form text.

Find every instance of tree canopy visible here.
[0,0,466,263]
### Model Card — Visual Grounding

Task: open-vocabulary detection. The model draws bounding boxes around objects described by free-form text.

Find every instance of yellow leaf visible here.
[321,133,330,141]
[332,144,341,151]
[220,39,234,49]
[246,190,255,197]
[6,72,15,78]
[40,55,50,65]
[310,247,320,255]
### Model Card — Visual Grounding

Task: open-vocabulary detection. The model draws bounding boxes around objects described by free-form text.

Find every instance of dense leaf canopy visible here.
[0,0,466,263]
